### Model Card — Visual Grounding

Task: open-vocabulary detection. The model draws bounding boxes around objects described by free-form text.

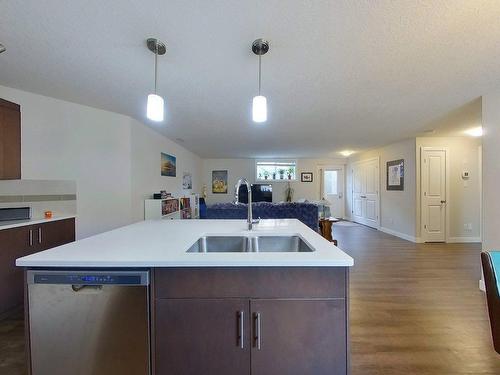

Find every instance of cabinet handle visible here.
[237,311,244,349]
[29,229,33,247]
[253,312,261,350]
[38,227,42,244]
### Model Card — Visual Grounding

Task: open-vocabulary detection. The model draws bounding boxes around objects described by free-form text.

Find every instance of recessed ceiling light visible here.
[340,150,354,157]
[464,126,483,137]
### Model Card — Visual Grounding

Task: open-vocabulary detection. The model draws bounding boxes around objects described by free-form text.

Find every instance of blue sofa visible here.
[204,202,319,231]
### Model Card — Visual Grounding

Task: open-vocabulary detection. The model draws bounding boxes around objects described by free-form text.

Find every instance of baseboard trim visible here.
[448,236,482,243]
[379,227,417,243]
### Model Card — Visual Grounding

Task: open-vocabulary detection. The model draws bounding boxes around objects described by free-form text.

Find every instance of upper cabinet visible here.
[0,98,21,180]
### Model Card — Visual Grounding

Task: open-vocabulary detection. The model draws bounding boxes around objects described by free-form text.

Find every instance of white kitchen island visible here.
[17,219,353,375]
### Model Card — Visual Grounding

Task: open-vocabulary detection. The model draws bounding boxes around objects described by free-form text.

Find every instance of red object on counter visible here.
[44,211,53,219]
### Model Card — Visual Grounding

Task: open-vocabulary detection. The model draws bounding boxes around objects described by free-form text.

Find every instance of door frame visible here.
[317,164,346,219]
[350,157,380,229]
[420,147,450,243]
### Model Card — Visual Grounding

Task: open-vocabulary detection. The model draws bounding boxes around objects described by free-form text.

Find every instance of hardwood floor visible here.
[0,223,498,374]
[0,309,25,375]
[334,223,500,375]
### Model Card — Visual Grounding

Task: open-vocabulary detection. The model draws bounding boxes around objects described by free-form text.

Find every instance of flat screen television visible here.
[237,184,272,203]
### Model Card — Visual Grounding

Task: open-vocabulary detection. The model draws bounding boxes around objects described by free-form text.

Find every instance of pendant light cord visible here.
[258,54,262,95]
[154,41,158,95]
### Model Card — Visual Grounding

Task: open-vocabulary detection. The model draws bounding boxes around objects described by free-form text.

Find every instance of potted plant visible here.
[278,169,285,179]
[263,171,269,180]
[287,168,294,180]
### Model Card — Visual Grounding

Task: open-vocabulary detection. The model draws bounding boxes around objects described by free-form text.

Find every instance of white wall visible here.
[415,137,482,241]
[0,85,202,239]
[346,138,417,240]
[130,119,202,223]
[201,158,346,205]
[482,92,500,254]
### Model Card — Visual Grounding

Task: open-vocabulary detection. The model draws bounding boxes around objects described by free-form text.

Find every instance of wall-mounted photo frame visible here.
[387,159,404,191]
[301,172,313,182]
[212,170,228,194]
[161,153,176,177]
[182,172,192,189]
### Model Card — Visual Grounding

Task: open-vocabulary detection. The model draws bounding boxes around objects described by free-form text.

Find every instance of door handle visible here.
[237,311,244,349]
[38,227,42,244]
[29,229,33,247]
[440,200,446,204]
[253,312,261,350]
[360,195,367,199]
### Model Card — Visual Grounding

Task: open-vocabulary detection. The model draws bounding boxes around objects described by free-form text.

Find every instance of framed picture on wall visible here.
[212,170,228,194]
[387,159,404,190]
[161,153,176,177]
[301,172,313,182]
[182,172,192,189]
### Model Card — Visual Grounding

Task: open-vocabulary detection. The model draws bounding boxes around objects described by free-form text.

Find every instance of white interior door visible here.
[421,148,447,242]
[351,159,379,228]
[322,167,344,218]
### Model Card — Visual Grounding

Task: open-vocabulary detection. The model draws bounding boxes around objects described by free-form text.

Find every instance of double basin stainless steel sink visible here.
[187,235,314,253]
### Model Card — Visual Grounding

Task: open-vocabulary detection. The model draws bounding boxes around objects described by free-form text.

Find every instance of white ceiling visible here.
[0,1,498,158]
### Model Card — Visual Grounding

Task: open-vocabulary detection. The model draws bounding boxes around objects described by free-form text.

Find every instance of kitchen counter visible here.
[16,218,353,267]
[0,215,76,231]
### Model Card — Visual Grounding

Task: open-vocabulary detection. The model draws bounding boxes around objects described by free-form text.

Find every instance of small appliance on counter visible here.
[0,206,31,221]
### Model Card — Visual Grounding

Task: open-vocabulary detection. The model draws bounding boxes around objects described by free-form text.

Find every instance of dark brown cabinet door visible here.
[35,218,76,251]
[0,225,32,313]
[155,299,250,375]
[0,98,21,180]
[250,299,347,375]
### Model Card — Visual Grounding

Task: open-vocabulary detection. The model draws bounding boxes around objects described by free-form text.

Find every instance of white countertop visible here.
[0,215,76,230]
[16,219,353,268]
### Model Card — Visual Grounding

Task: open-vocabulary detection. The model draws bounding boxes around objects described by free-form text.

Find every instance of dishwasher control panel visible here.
[27,270,150,286]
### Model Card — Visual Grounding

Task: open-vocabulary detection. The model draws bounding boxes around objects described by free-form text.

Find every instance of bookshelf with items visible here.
[144,194,199,220]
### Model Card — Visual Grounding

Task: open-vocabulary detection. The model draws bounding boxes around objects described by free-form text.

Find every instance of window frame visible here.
[255,159,298,182]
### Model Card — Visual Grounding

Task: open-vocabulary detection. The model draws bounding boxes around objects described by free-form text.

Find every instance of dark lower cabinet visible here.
[155,299,250,375]
[250,299,347,375]
[0,218,75,316]
[33,218,76,251]
[0,225,31,314]
[153,268,349,375]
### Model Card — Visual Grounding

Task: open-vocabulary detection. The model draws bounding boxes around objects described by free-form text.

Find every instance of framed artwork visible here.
[161,153,176,177]
[212,170,228,194]
[182,172,192,189]
[301,172,313,182]
[387,159,404,190]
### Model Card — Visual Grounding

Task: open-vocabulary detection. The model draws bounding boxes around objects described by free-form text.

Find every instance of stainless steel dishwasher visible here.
[27,270,150,375]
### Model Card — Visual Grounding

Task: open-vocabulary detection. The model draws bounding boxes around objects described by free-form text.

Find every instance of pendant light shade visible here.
[252,39,269,123]
[146,38,166,122]
[252,95,267,123]
[147,94,164,122]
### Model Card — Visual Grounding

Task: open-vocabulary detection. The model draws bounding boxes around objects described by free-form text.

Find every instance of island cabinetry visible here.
[153,267,349,375]
[0,218,75,315]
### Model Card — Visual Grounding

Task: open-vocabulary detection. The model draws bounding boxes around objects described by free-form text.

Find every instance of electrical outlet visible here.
[464,223,472,232]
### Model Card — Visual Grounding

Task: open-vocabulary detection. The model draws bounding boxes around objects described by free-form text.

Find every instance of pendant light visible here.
[252,38,269,123]
[146,38,166,122]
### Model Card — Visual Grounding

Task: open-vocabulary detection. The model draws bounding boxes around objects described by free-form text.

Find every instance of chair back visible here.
[481,251,500,354]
